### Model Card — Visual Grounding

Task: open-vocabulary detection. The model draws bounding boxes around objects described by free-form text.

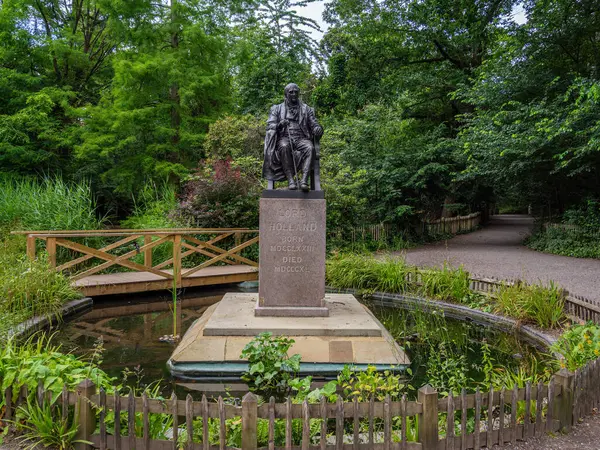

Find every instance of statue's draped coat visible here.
[262,101,320,181]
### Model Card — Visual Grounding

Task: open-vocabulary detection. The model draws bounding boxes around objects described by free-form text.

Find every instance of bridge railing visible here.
[12,228,259,286]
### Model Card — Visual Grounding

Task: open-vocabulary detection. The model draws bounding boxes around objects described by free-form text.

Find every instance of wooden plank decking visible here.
[73,265,258,296]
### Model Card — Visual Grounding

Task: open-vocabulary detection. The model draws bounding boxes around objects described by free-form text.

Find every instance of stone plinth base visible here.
[254,304,329,317]
[168,293,409,380]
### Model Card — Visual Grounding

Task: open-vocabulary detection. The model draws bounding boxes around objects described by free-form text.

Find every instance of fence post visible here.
[75,379,97,450]
[553,369,575,432]
[418,384,438,449]
[242,392,258,450]
[144,235,153,268]
[46,237,57,268]
[26,235,36,260]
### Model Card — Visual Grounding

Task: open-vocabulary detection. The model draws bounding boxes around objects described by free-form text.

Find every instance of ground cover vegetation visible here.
[526,200,600,258]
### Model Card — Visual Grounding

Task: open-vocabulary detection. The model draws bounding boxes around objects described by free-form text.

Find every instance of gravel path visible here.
[398,214,600,301]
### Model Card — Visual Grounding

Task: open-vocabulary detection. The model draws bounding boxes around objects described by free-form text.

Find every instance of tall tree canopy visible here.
[1,0,599,222]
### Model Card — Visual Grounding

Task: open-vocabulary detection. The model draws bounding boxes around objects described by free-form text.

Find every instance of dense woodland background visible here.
[2,0,600,233]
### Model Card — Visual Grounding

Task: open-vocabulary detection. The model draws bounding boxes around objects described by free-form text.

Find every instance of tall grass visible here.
[326,254,410,293]
[326,254,471,303]
[0,235,82,339]
[419,264,471,301]
[0,174,104,231]
[495,282,565,329]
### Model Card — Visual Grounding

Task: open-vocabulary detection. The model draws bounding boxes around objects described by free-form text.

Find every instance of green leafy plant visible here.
[326,254,471,303]
[494,282,565,328]
[15,400,91,450]
[240,332,301,400]
[0,334,115,409]
[337,365,410,401]
[551,322,600,371]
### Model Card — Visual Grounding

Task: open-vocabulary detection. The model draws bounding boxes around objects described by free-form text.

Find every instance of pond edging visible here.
[8,297,93,340]
[326,287,557,351]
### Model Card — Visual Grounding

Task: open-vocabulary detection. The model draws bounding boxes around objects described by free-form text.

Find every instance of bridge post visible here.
[144,235,153,267]
[26,235,36,261]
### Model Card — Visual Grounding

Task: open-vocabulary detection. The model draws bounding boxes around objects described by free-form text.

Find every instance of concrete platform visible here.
[168,294,409,380]
[204,293,383,337]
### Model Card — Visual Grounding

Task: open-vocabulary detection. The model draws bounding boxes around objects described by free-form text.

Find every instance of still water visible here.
[53,285,550,397]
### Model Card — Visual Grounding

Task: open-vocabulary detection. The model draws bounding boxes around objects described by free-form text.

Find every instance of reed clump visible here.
[326,254,470,302]
[0,174,104,231]
[494,281,565,329]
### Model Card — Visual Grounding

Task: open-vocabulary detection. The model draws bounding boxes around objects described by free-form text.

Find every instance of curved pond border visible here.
[326,287,557,351]
[7,297,92,340]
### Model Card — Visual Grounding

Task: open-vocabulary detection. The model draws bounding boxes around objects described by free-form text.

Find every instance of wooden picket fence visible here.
[424,213,481,236]
[329,212,482,244]
[0,370,580,450]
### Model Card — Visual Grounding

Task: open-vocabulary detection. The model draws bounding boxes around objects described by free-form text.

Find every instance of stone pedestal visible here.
[168,293,410,380]
[257,191,328,316]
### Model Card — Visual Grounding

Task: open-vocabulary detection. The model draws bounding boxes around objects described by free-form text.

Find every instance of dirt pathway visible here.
[396,214,600,301]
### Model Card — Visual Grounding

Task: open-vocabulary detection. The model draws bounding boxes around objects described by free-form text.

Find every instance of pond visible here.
[53,286,553,398]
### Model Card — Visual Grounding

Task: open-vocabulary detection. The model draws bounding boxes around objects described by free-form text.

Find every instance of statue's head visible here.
[284,83,300,106]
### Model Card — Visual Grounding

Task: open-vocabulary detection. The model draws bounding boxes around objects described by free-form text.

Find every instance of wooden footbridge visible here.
[15,228,259,296]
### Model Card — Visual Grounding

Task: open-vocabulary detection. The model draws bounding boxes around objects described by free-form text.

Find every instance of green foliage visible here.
[527,226,600,259]
[419,265,471,302]
[526,201,600,259]
[0,334,115,407]
[326,254,471,303]
[120,181,178,230]
[0,234,83,339]
[0,175,104,231]
[494,282,565,329]
[551,323,600,371]
[14,400,89,450]
[203,115,264,161]
[425,344,471,395]
[337,365,410,401]
[240,332,301,399]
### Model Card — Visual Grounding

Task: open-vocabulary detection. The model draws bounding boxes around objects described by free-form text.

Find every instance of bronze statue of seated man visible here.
[262,83,324,191]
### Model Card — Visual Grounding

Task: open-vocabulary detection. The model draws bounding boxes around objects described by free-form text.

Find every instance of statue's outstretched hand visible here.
[314,126,324,138]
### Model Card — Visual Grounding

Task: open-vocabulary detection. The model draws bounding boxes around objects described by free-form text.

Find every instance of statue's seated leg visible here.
[296,139,314,192]
[277,138,297,190]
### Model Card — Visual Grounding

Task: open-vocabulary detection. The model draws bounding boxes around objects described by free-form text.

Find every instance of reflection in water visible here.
[54,285,254,397]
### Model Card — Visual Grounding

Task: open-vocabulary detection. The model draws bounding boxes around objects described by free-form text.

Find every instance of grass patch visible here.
[326,254,471,303]
[0,234,83,340]
[494,282,565,329]
[0,174,104,231]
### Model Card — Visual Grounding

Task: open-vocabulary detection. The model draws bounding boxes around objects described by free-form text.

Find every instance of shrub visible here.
[551,323,600,371]
[494,282,565,328]
[240,332,301,400]
[0,334,115,407]
[171,159,261,229]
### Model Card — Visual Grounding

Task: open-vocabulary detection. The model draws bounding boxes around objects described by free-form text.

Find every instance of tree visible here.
[232,0,322,114]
